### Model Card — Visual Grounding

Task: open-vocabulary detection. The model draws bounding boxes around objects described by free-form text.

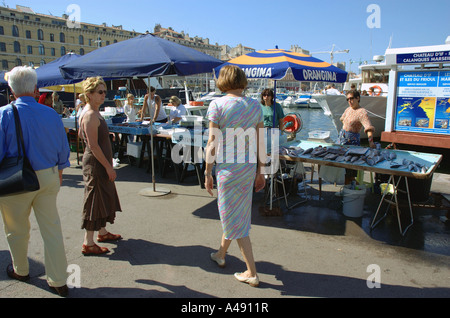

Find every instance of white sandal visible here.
[234,272,259,287]
[210,252,225,268]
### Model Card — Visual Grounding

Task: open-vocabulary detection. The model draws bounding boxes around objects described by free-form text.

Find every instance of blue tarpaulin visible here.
[35,53,82,88]
[60,33,223,80]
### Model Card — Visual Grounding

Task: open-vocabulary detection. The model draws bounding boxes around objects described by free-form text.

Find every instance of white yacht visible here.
[196,92,224,106]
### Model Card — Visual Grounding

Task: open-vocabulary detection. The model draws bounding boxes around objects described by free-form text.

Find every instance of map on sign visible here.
[395,71,450,135]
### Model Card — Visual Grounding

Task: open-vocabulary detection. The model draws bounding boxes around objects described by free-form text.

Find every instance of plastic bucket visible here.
[342,184,366,217]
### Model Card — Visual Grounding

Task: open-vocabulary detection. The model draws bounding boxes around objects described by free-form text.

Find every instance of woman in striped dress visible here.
[204,65,265,287]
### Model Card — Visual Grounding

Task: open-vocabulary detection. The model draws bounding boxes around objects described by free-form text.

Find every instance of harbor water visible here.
[282,106,339,142]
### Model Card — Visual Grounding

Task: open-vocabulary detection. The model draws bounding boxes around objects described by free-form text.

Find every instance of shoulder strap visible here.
[11,104,25,158]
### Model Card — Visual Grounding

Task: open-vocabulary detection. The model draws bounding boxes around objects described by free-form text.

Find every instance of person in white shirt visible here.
[326,84,341,95]
[75,93,86,118]
[140,86,167,123]
[123,94,137,123]
[167,96,186,124]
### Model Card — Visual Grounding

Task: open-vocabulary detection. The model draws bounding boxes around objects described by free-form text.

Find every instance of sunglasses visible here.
[346,97,355,101]
[96,90,107,95]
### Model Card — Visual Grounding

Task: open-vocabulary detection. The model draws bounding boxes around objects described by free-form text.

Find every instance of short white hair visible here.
[7,66,37,96]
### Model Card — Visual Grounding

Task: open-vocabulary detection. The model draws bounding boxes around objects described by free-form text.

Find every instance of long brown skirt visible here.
[81,153,122,231]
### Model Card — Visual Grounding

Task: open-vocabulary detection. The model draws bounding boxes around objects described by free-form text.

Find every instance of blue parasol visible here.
[60,33,223,80]
[215,48,348,83]
[35,52,82,88]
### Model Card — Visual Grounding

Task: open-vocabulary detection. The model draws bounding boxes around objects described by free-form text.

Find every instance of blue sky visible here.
[5,0,450,73]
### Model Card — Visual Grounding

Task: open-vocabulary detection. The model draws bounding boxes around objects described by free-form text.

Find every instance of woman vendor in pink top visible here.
[338,90,375,184]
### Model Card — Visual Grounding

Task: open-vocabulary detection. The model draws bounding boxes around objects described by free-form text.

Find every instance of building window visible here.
[14,41,21,53]
[60,32,65,43]
[15,58,22,66]
[39,44,45,55]
[26,30,31,39]
[80,48,85,55]
[38,29,44,41]
[51,48,55,56]
[50,33,55,42]
[0,26,4,35]
[40,60,46,66]
[95,37,102,47]
[61,46,66,56]
[27,45,33,54]
[79,35,84,45]
[12,25,19,37]
[2,60,8,70]
[0,42,6,52]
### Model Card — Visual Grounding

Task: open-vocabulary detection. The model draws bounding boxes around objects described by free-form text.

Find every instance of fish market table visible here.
[278,140,443,235]
[107,123,207,186]
[107,123,154,167]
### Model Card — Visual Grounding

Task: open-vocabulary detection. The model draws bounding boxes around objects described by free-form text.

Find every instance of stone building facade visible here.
[0,5,139,70]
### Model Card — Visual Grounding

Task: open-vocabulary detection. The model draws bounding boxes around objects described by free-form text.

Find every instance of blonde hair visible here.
[169,95,181,106]
[216,65,247,93]
[83,76,106,102]
[127,93,134,99]
[78,93,86,103]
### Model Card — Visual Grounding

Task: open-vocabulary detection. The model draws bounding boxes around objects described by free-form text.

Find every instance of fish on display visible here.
[324,153,339,160]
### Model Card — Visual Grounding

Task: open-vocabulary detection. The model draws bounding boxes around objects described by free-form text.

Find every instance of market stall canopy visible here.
[35,52,82,88]
[44,81,85,93]
[215,49,348,83]
[60,33,224,80]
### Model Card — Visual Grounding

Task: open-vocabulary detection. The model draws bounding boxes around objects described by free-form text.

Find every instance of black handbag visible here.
[0,104,40,196]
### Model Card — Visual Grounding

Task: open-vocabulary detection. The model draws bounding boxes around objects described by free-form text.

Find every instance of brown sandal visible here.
[82,244,109,256]
[97,232,122,242]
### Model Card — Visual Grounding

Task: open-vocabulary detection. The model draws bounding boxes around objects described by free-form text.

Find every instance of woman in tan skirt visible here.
[79,77,122,255]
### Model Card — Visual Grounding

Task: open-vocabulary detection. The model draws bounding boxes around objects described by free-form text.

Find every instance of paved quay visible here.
[0,152,449,299]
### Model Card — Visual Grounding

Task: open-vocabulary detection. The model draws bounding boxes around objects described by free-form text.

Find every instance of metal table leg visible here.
[370,175,414,236]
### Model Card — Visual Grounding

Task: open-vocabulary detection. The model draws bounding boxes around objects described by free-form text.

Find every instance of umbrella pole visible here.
[74,84,80,165]
[269,80,277,210]
[151,131,156,192]
[139,76,170,197]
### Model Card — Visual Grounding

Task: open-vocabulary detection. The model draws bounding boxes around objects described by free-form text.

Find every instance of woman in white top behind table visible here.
[167,96,186,124]
[123,93,137,123]
[140,86,168,123]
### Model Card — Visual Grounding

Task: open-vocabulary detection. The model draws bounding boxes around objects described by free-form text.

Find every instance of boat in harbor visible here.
[293,94,320,108]
[196,91,224,105]
[279,93,321,109]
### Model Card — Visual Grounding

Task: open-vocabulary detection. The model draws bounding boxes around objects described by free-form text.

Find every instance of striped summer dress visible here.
[207,96,263,240]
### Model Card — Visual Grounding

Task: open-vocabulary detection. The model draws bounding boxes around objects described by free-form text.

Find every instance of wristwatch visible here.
[204,171,212,177]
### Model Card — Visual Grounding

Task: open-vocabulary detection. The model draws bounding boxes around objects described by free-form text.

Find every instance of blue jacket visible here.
[0,96,70,171]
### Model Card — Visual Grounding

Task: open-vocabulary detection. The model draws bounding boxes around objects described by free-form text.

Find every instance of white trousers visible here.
[0,166,68,287]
